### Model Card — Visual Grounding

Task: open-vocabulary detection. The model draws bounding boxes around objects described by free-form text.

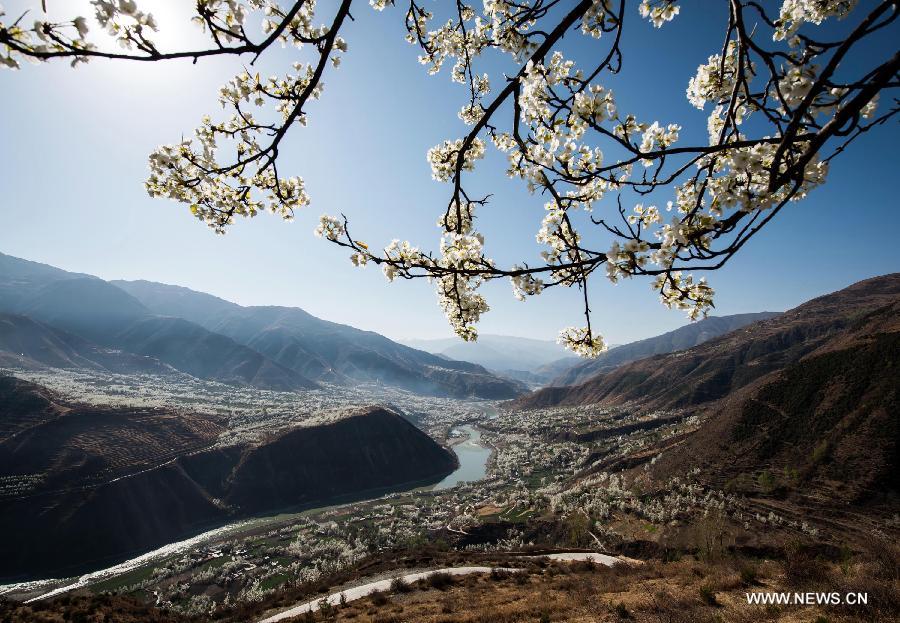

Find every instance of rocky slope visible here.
[650,297,899,506]
[513,274,900,520]
[0,378,457,580]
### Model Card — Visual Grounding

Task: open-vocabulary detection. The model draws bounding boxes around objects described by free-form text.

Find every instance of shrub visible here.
[369,590,389,606]
[425,572,454,590]
[782,543,827,588]
[661,548,682,563]
[810,441,830,465]
[389,577,411,594]
[318,599,334,616]
[739,564,759,586]
[757,470,777,493]
[612,601,631,619]
[699,584,718,606]
[866,535,900,581]
[574,559,596,574]
[490,568,511,581]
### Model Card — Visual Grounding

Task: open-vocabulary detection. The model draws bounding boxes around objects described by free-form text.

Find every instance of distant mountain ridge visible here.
[401,334,573,373]
[0,252,522,398]
[513,274,900,411]
[0,265,315,391]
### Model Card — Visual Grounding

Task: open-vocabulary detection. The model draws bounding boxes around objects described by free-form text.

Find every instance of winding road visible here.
[257,552,623,622]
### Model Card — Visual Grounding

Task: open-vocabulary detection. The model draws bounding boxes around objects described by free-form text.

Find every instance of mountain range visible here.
[0,252,523,399]
[401,334,578,375]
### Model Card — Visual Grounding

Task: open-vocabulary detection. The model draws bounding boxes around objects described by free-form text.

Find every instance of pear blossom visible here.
[1,0,894,358]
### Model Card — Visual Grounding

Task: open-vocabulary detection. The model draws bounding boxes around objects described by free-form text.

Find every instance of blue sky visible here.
[0,1,897,344]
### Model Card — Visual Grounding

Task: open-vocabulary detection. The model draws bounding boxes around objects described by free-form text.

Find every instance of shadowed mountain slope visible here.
[0,312,108,370]
[0,312,176,375]
[0,278,314,390]
[0,375,62,439]
[0,378,457,580]
[0,255,312,390]
[645,295,900,513]
[0,251,97,310]
[20,277,152,343]
[115,316,316,390]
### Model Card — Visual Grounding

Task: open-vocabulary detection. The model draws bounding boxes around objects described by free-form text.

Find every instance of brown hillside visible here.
[514,273,900,411]
[651,299,899,507]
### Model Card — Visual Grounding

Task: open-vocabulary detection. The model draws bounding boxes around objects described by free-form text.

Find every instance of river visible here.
[431,425,492,490]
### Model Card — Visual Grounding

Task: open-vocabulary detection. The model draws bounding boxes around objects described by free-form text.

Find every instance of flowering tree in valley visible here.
[2,0,897,355]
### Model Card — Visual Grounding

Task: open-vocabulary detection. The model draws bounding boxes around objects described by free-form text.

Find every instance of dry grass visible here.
[292,554,898,623]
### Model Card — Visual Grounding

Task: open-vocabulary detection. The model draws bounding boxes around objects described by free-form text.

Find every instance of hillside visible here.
[551,312,781,387]
[0,252,97,310]
[20,277,153,343]
[0,255,316,390]
[0,312,119,370]
[0,312,237,377]
[115,316,316,390]
[649,298,899,506]
[514,275,899,411]
[3,552,896,623]
[510,274,900,533]
[0,378,457,580]
[0,375,62,439]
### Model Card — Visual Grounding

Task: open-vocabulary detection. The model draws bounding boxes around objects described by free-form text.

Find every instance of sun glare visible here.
[132,1,206,52]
